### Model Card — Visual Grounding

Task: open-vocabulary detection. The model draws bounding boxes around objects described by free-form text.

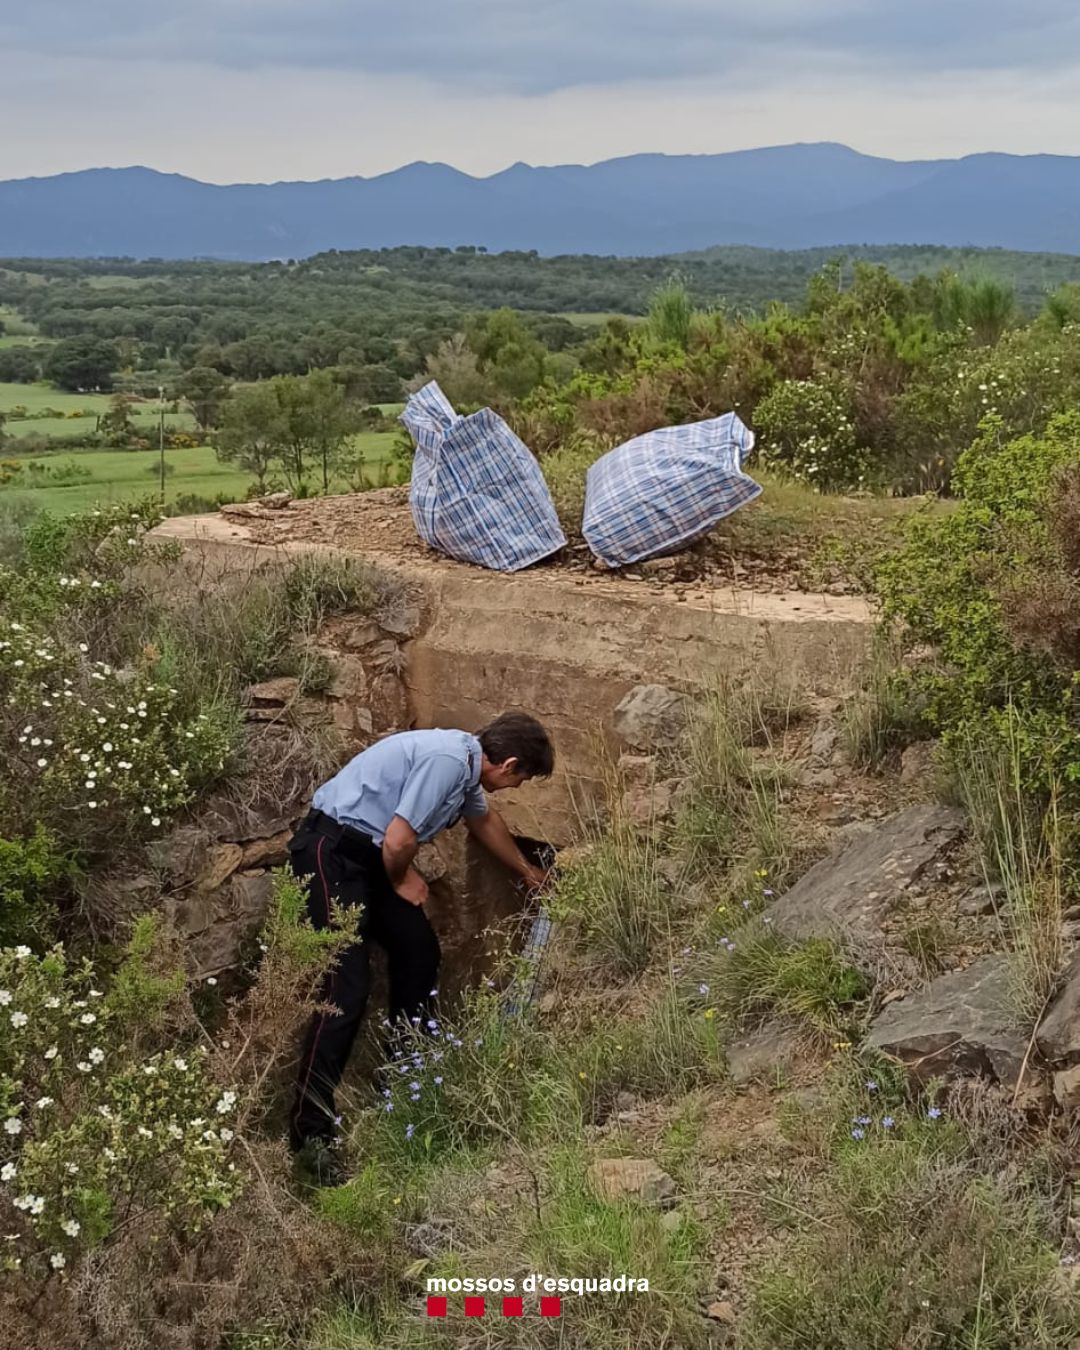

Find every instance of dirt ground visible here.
[218,488,854,597]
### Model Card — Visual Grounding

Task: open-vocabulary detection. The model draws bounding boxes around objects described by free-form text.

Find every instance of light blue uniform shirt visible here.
[312,729,488,844]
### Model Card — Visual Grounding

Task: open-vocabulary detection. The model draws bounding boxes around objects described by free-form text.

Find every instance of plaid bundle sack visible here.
[582,412,762,568]
[401,382,567,572]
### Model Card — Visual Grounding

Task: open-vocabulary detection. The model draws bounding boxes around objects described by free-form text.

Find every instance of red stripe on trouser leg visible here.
[292,836,334,1139]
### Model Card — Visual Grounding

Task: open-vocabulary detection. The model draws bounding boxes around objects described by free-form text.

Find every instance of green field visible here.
[0,433,398,514]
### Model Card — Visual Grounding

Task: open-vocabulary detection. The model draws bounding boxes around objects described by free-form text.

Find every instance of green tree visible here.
[177,365,231,432]
[214,383,285,494]
[98,393,136,446]
[272,369,359,493]
[43,335,119,392]
[465,309,547,402]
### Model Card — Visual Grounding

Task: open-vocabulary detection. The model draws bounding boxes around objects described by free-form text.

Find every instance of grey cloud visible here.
[4,0,1080,92]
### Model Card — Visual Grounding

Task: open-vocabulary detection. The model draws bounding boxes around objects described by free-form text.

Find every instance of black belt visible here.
[303,808,378,860]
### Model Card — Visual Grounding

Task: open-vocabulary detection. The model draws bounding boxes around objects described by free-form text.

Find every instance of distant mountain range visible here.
[3,143,1080,260]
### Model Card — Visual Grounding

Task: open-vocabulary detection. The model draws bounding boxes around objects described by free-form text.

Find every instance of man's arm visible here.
[465,809,549,892]
[382,816,429,907]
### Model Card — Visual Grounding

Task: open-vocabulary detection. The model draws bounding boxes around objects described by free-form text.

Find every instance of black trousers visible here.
[288,818,441,1149]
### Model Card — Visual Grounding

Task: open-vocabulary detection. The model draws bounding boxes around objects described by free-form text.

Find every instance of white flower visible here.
[78,643,88,653]
[215,1091,237,1115]
[102,742,113,753]
[13,946,31,960]
[30,1196,45,1216]
[79,1013,96,1025]
[103,1148,116,1161]
[1,1163,16,1182]
[10,1011,27,1029]
[173,1058,188,1072]
[167,1124,183,1141]
[34,1098,53,1110]
[0,991,10,1006]
[87,802,97,810]
[66,1164,79,1176]
[206,978,217,987]
[89,989,103,999]
[45,997,60,1009]
[76,1062,92,1073]
[44,1045,58,1060]
[219,1128,234,1142]
[61,1219,80,1238]
[80,754,90,764]
[88,1047,105,1065]
[137,1126,153,1139]
[3,1119,22,1136]
[36,759,48,769]
[151,817,161,828]
[142,1064,158,1076]
[50,1252,66,1270]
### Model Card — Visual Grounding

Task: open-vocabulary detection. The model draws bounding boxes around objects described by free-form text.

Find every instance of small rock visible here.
[1053,1066,1080,1112]
[259,491,292,509]
[706,1301,737,1325]
[239,831,292,871]
[959,885,1002,917]
[809,721,838,765]
[901,741,938,784]
[613,685,690,751]
[661,1209,684,1233]
[405,1221,453,1258]
[725,1020,801,1086]
[620,780,678,829]
[195,843,244,893]
[1037,951,1080,1063]
[246,677,301,706]
[588,1158,676,1208]
[380,604,421,639]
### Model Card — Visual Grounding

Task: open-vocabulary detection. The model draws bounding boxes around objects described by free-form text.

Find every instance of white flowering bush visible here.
[0,935,243,1280]
[0,617,233,853]
[754,376,870,490]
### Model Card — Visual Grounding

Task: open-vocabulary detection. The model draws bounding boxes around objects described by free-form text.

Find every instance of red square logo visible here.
[502,1296,524,1318]
[426,1296,447,1318]
[464,1296,486,1318]
[541,1296,562,1318]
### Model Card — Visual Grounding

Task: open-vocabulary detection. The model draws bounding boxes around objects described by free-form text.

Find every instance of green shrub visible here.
[711,925,868,1036]
[0,826,73,947]
[875,413,1080,828]
[753,375,869,490]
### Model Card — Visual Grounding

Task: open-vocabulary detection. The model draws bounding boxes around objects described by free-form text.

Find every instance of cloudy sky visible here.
[2,1,1080,181]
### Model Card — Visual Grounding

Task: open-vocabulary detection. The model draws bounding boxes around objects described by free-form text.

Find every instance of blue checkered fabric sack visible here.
[582,413,762,568]
[401,382,567,572]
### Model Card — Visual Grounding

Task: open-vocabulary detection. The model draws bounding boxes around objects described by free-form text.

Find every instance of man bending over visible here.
[287,711,554,1183]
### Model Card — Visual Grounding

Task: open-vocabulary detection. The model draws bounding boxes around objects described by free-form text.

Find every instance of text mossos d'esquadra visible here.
[426,1274,650,1296]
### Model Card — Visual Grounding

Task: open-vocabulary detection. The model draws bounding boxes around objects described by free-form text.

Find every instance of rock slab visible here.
[866,955,1030,1086]
[766,804,966,949]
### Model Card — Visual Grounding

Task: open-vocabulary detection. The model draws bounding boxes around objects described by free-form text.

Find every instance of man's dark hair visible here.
[478,712,555,779]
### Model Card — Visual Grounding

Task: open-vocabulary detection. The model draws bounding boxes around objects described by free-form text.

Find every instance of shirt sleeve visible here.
[462,781,489,819]
[393,754,467,839]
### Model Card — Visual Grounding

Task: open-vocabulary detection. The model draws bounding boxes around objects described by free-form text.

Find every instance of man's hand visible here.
[395,866,430,908]
[521,864,551,895]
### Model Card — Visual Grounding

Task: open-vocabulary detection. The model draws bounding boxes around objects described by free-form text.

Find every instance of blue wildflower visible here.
[927,1107,943,1120]
[384,1102,394,1113]
[434,1076,443,1085]
[851,1128,865,1141]
[865,1081,878,1093]
[882,1116,895,1129]
[698,983,710,996]
[405,1123,415,1140]
[409,1081,421,1092]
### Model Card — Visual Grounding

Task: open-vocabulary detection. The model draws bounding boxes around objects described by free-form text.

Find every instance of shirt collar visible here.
[465,734,483,788]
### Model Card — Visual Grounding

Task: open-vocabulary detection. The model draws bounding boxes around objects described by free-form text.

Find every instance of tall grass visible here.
[950,707,1067,1020]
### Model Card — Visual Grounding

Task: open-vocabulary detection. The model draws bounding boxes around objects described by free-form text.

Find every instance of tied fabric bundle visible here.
[582,412,762,568]
[401,382,567,573]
